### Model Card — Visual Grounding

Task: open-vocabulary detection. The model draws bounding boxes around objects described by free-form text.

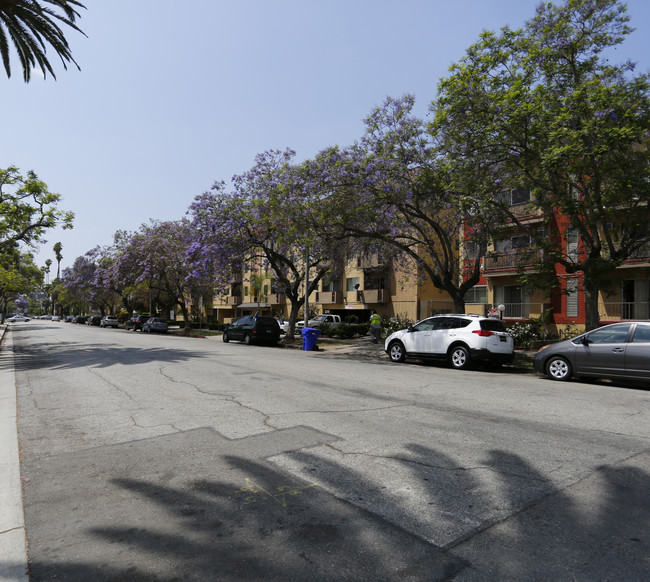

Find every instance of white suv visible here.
[384,314,514,369]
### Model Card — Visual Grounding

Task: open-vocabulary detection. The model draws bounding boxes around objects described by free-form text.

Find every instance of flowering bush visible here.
[382,314,415,338]
[507,322,542,349]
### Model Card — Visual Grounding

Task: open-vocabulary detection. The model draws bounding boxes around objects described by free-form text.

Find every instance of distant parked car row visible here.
[59,313,168,334]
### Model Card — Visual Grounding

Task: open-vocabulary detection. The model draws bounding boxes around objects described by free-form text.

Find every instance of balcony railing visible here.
[225,296,241,306]
[508,203,542,220]
[599,241,650,262]
[497,302,549,319]
[599,301,649,320]
[267,293,286,305]
[483,249,544,272]
[315,291,343,304]
[357,289,384,303]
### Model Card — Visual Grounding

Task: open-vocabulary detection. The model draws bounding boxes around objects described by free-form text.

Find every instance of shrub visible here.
[507,321,541,349]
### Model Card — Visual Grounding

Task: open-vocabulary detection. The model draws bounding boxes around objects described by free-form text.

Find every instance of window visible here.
[346,277,360,292]
[365,276,385,290]
[413,319,438,331]
[585,324,631,344]
[322,279,342,292]
[464,286,487,304]
[464,242,479,259]
[567,228,579,262]
[497,188,531,206]
[495,235,531,252]
[632,324,650,343]
[566,278,579,317]
[512,235,531,249]
[511,188,530,205]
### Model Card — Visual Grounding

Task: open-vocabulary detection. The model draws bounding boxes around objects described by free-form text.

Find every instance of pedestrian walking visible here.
[369,310,382,343]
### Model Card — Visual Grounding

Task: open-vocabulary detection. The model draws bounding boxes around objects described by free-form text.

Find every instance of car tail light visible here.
[473,330,494,337]
[252,327,257,333]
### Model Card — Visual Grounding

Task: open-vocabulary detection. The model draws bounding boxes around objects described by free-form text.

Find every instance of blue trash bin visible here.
[301,327,321,351]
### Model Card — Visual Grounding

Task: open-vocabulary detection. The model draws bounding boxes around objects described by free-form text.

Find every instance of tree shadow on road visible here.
[6,337,209,371]
[20,453,463,581]
[15,434,650,581]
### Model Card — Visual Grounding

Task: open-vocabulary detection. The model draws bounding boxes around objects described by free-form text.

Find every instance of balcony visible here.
[356,254,387,269]
[357,289,384,303]
[267,293,286,305]
[225,296,241,306]
[599,301,649,321]
[495,302,550,319]
[315,291,343,304]
[483,249,543,273]
[508,203,543,220]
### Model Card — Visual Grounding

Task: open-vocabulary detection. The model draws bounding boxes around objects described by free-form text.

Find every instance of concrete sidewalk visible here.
[0,327,28,582]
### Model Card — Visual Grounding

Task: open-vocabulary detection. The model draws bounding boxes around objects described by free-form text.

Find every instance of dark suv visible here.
[125,314,151,331]
[222,316,281,345]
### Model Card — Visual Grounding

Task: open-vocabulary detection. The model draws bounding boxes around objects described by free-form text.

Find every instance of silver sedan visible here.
[533,321,650,383]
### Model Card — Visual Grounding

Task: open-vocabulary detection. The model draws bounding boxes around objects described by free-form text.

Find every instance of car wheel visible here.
[244,333,252,345]
[546,356,572,381]
[449,345,470,370]
[222,332,230,343]
[388,341,406,363]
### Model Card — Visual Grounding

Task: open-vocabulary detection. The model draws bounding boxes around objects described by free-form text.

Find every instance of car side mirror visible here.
[407,325,414,332]
[581,336,591,346]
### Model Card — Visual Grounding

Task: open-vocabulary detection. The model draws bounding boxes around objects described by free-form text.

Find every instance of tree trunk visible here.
[452,293,465,314]
[583,277,601,331]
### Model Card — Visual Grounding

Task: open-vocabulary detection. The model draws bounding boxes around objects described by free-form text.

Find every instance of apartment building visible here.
[205,191,648,332]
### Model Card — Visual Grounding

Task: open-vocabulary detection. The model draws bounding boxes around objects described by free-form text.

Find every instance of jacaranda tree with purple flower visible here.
[307,95,500,313]
[188,149,346,335]
[115,219,213,323]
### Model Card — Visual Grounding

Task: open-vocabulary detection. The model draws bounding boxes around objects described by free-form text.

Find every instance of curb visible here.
[0,325,29,581]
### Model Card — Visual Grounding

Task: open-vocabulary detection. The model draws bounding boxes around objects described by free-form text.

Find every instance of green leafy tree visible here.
[0,167,74,250]
[0,0,86,81]
[0,245,43,319]
[433,0,650,329]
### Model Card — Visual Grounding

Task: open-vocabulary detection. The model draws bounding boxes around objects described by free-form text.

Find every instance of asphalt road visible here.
[4,320,650,580]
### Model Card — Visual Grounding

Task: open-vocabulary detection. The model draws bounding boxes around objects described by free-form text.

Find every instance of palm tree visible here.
[44,257,52,284]
[53,241,62,279]
[0,0,86,82]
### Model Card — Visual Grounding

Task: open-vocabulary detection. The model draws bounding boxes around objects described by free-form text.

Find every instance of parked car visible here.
[51,316,60,322]
[125,314,151,331]
[65,316,74,322]
[72,315,87,324]
[87,315,102,326]
[222,315,281,345]
[278,318,290,334]
[141,317,168,333]
[7,315,30,322]
[100,315,119,328]
[299,314,342,330]
[533,321,650,383]
[384,314,514,369]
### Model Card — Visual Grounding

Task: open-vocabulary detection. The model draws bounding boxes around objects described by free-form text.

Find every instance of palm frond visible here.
[0,0,86,82]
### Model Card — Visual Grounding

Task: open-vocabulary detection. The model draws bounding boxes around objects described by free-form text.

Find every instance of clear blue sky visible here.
[2,0,649,271]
